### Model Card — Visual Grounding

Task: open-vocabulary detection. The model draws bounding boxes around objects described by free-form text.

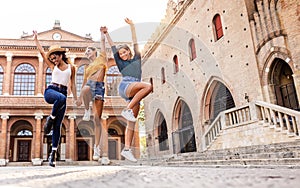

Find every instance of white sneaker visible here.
[93,145,101,161]
[121,109,136,122]
[100,156,111,165]
[83,108,91,121]
[121,149,137,162]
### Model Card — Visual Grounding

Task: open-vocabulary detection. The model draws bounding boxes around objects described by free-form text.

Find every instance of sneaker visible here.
[93,145,101,161]
[100,157,111,165]
[44,116,54,134]
[121,109,136,122]
[121,149,137,162]
[83,108,91,121]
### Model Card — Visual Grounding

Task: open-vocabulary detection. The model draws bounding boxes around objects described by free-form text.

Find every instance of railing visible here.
[255,101,300,137]
[202,114,223,150]
[224,104,252,127]
[202,101,300,151]
[202,104,252,150]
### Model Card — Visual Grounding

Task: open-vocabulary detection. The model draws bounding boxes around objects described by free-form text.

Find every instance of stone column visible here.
[0,114,9,166]
[3,53,12,96]
[32,114,43,165]
[37,54,44,96]
[67,114,76,161]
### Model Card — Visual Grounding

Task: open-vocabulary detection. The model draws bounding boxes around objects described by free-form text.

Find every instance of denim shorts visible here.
[86,80,105,101]
[118,76,141,102]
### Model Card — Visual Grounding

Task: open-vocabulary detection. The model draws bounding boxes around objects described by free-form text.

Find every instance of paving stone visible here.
[0,165,300,188]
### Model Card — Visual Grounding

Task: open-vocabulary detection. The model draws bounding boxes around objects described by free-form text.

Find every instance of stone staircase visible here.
[138,101,300,167]
[139,141,300,167]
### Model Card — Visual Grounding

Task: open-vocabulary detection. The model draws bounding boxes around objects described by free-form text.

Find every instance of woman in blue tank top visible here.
[103,18,153,162]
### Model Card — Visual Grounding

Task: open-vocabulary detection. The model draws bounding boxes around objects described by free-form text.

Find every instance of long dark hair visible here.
[51,51,74,65]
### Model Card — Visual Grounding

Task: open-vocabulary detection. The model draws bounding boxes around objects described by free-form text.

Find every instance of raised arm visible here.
[125,18,137,45]
[33,31,54,69]
[102,27,115,47]
[100,27,106,54]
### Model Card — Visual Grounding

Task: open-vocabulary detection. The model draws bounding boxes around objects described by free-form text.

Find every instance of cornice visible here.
[142,0,195,62]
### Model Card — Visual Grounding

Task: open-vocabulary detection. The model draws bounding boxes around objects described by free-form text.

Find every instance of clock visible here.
[52,32,62,40]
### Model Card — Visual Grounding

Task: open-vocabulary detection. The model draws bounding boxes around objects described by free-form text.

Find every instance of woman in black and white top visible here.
[33,31,77,167]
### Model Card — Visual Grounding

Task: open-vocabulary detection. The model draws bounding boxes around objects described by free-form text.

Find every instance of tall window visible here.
[213,14,224,40]
[76,65,85,96]
[0,66,3,95]
[189,39,196,61]
[161,67,166,84]
[13,63,36,96]
[45,67,52,88]
[173,55,179,74]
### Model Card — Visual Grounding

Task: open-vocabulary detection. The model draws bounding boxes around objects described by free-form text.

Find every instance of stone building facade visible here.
[0,21,140,165]
[142,0,300,157]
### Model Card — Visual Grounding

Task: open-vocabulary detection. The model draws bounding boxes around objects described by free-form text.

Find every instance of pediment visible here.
[21,22,92,42]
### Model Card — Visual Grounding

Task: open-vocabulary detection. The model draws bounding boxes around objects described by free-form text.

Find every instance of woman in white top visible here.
[33,31,77,167]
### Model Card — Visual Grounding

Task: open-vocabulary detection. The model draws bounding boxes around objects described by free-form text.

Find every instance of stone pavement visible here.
[0,164,300,188]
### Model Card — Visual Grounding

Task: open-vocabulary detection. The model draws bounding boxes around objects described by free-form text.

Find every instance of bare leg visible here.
[93,99,104,147]
[100,118,109,158]
[81,86,92,110]
[126,82,152,110]
[124,103,140,149]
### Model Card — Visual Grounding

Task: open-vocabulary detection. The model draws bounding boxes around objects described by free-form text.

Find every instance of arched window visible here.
[189,39,196,61]
[13,63,36,95]
[17,129,32,136]
[149,77,154,93]
[76,65,85,95]
[161,67,166,84]
[213,14,224,40]
[173,55,179,74]
[45,67,52,88]
[0,66,3,95]
[108,128,118,136]
[77,127,91,137]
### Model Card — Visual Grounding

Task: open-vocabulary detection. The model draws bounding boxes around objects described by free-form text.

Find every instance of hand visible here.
[75,99,82,106]
[124,18,133,25]
[101,26,108,34]
[32,30,38,40]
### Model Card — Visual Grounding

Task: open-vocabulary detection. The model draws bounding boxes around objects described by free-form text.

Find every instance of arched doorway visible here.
[172,99,196,154]
[270,58,299,110]
[44,124,66,161]
[204,81,235,123]
[9,120,33,162]
[155,111,169,151]
[76,121,94,161]
[108,121,126,160]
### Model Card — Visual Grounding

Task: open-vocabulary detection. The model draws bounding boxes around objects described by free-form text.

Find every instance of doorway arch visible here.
[172,99,196,154]
[9,120,33,162]
[269,58,299,109]
[203,80,235,124]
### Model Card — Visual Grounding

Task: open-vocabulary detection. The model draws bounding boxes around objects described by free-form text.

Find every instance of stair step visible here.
[165,158,300,166]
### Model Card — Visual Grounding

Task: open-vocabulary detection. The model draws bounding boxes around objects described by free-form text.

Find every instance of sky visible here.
[0,0,169,41]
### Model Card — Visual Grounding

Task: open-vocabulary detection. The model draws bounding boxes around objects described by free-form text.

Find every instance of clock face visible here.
[52,33,62,40]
